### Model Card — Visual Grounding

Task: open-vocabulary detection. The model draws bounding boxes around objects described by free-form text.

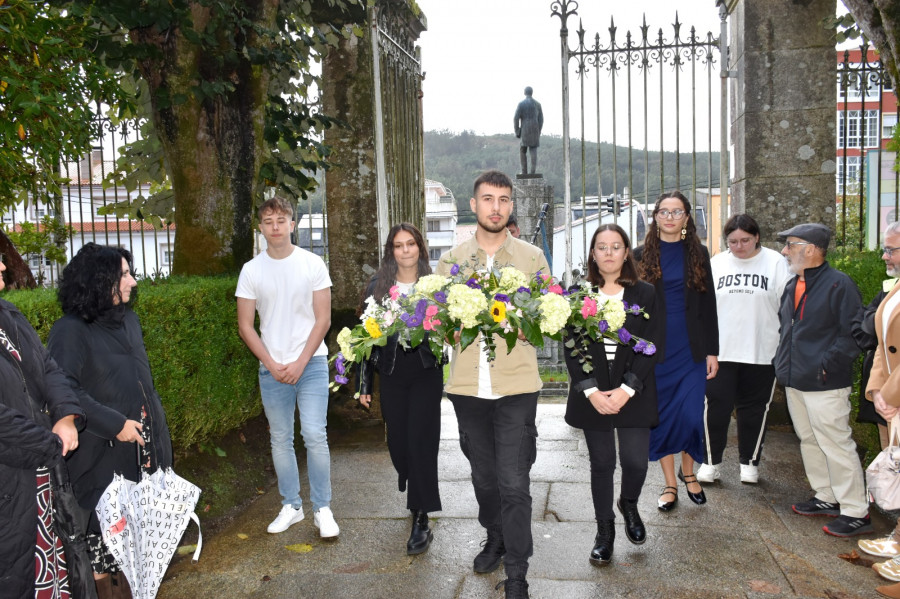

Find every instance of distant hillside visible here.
[424,130,721,224]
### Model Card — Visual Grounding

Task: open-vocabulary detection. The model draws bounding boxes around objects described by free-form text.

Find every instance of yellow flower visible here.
[491,300,507,323]
[364,317,383,339]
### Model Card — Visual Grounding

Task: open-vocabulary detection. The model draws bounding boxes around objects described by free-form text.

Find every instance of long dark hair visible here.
[58,243,135,322]
[358,223,431,314]
[586,224,638,288]
[638,191,709,292]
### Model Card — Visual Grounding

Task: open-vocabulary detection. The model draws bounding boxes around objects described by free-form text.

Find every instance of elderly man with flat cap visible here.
[773,222,868,537]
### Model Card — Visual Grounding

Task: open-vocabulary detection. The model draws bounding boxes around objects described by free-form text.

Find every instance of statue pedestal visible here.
[512,176,560,366]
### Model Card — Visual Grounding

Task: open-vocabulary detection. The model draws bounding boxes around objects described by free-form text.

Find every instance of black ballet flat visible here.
[678,467,707,505]
[657,486,678,512]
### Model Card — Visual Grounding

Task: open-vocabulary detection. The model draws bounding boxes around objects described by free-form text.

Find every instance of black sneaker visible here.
[791,497,840,517]
[473,530,505,573]
[495,578,529,599]
[823,514,873,537]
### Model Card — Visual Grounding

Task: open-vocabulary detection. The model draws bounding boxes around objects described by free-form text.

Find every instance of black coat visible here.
[47,308,173,535]
[853,287,890,426]
[773,261,863,391]
[0,299,84,598]
[564,282,662,430]
[633,244,719,363]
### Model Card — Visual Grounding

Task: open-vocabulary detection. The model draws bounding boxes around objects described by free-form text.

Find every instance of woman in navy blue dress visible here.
[634,192,718,511]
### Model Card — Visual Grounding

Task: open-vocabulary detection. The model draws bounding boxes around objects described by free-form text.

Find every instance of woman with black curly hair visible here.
[357,223,443,556]
[48,243,173,599]
[634,192,718,512]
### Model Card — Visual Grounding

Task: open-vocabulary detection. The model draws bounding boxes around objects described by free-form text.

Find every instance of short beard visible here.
[477,214,508,234]
[888,265,900,278]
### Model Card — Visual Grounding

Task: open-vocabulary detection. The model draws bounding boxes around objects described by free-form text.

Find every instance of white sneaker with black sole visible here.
[268,504,304,534]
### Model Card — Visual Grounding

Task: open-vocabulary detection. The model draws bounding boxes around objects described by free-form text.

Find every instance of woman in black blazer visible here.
[564,223,661,567]
[357,223,443,556]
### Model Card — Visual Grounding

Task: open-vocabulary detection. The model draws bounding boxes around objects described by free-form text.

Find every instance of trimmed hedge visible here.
[5,276,260,454]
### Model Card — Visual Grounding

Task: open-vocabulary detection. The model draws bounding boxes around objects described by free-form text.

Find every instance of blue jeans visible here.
[259,355,332,512]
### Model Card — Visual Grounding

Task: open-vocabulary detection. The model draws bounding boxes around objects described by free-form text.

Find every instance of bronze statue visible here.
[514,86,544,175]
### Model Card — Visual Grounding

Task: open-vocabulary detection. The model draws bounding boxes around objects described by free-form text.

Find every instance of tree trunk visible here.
[843,0,900,88]
[129,1,276,275]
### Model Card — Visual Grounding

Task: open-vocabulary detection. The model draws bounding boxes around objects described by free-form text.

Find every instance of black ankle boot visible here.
[617,497,646,545]
[407,510,433,555]
[589,519,615,566]
[473,528,505,573]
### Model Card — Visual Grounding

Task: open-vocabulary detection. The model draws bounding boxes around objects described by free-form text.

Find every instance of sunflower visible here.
[491,300,507,323]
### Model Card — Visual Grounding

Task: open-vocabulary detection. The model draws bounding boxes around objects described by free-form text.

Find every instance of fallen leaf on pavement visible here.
[837,549,876,567]
[239,432,247,443]
[237,533,248,540]
[176,544,197,556]
[748,580,780,593]
[824,591,856,599]
[261,576,271,582]
[285,543,313,553]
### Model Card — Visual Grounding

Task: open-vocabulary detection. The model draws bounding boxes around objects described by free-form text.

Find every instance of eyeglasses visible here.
[656,209,686,220]
[784,241,811,250]
[883,247,900,256]
[595,244,626,254]
[727,237,756,246]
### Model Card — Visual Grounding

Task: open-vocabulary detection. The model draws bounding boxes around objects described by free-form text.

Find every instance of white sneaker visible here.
[314,507,340,538]
[696,463,720,483]
[268,504,304,534]
[740,464,759,484]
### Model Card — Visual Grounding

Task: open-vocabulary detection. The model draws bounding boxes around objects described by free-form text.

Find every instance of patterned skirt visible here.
[35,467,71,599]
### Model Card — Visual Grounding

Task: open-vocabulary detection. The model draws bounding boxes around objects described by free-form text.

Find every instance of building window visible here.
[884,114,898,139]
[837,156,861,194]
[429,248,441,260]
[161,247,174,266]
[34,207,56,219]
[838,110,879,148]
[427,219,441,232]
[28,254,51,269]
[838,66,885,101]
[312,230,322,241]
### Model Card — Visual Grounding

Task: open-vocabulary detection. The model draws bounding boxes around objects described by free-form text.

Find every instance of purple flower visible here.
[599,320,609,333]
[336,354,346,375]
[494,293,510,303]
[450,263,460,275]
[643,343,657,356]
[434,291,447,303]
[632,339,647,354]
[415,299,428,318]
[466,278,481,289]
[517,286,530,293]
[535,270,543,281]
[400,312,411,323]
[630,304,642,315]
[334,375,349,385]
[540,288,548,294]
[406,315,422,327]
[618,328,632,343]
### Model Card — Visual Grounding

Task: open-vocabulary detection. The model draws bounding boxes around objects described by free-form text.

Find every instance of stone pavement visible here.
[159,400,894,599]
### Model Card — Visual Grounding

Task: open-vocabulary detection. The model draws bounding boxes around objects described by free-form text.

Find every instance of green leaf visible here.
[459,327,479,351]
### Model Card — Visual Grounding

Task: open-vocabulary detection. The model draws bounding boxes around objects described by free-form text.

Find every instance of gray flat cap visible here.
[776,223,831,249]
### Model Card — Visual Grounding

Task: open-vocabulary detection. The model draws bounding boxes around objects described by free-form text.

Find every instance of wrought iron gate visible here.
[551,1,725,283]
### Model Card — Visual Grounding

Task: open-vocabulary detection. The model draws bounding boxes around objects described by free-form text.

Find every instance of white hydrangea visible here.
[336,327,354,358]
[538,293,572,335]
[413,274,450,297]
[498,267,530,293]
[602,299,627,331]
[446,284,488,329]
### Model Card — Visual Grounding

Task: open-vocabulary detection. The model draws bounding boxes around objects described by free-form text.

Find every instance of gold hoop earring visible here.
[681,227,686,240]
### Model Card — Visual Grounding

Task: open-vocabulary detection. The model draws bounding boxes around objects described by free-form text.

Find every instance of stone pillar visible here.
[513,175,559,365]
[728,0,837,243]
[727,0,836,426]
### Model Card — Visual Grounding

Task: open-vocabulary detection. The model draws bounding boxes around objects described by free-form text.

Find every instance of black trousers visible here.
[449,392,539,572]
[583,427,650,521]
[379,349,443,513]
[703,361,776,466]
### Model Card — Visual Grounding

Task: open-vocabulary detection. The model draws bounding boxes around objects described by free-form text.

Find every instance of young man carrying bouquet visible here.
[436,170,550,599]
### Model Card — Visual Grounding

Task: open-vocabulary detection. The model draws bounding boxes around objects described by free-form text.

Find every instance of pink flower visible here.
[389,285,400,301]
[423,317,441,331]
[548,284,564,295]
[581,297,598,318]
[425,305,439,317]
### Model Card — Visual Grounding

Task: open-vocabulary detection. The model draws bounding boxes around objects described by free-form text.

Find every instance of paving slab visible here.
[159,399,892,599]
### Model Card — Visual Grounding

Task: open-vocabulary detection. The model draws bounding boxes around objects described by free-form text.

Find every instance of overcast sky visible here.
[415,0,726,138]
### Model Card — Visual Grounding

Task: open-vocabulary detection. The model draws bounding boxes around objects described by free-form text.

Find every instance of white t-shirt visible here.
[235,246,333,364]
[710,247,791,364]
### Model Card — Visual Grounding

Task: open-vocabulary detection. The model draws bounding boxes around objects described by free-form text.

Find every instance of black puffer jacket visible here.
[0,299,84,598]
[47,308,173,535]
[774,261,863,391]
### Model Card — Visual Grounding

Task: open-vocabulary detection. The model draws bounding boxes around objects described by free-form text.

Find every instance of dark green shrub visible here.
[5,276,260,454]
